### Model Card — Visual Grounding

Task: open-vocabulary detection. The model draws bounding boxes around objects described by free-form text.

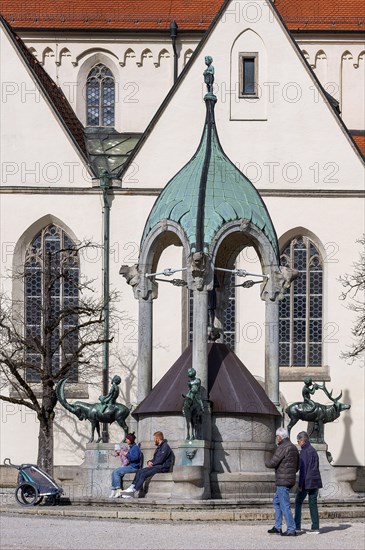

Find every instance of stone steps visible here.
[1,490,364,522]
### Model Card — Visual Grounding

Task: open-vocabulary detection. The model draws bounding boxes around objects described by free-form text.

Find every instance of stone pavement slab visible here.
[0,514,364,550]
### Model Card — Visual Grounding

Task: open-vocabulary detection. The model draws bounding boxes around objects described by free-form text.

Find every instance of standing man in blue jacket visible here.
[122,431,173,498]
[295,431,323,534]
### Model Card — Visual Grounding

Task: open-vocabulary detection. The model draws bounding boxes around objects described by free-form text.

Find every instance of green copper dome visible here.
[141,70,279,261]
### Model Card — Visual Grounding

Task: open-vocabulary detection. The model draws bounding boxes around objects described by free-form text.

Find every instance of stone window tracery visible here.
[24,224,79,382]
[86,63,115,127]
[279,236,323,368]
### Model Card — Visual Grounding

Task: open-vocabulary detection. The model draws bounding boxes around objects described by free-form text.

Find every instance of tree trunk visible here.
[37,252,55,475]
[37,408,54,475]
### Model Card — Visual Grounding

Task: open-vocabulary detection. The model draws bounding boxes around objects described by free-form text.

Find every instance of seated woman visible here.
[109,433,142,498]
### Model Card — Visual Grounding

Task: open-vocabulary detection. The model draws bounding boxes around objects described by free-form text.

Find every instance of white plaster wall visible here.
[0,28,91,188]
[19,35,198,134]
[296,38,365,130]
[19,27,364,134]
[1,2,364,468]
[123,2,364,192]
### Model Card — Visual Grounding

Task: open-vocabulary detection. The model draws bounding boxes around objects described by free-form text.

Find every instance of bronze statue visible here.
[56,378,130,443]
[286,380,350,443]
[182,368,204,440]
[301,376,322,412]
[203,55,214,94]
[99,375,121,413]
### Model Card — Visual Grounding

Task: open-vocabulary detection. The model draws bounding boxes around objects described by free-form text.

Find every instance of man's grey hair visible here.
[276,427,288,439]
[297,431,309,442]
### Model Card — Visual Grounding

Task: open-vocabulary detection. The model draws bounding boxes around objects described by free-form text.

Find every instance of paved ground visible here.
[0,514,364,550]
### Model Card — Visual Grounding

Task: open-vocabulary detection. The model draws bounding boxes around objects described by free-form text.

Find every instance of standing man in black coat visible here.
[295,431,323,534]
[265,427,299,537]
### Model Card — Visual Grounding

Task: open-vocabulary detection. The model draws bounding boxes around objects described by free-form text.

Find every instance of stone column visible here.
[265,299,280,406]
[192,288,208,398]
[138,296,153,402]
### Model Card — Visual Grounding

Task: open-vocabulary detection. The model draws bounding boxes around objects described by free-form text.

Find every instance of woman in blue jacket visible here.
[109,433,141,498]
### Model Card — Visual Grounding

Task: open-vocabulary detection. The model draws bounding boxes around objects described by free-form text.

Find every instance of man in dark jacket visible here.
[265,427,299,537]
[295,431,322,534]
[122,431,173,498]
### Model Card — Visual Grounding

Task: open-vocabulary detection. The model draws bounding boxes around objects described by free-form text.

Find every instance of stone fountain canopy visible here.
[133,343,280,417]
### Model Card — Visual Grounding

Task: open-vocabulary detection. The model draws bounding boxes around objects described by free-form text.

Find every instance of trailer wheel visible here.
[15,482,40,506]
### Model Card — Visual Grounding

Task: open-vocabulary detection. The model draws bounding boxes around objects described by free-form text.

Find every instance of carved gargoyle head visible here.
[185,448,197,461]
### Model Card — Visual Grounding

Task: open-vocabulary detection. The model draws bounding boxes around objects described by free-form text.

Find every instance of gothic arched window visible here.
[279,236,323,368]
[25,225,79,382]
[86,64,115,127]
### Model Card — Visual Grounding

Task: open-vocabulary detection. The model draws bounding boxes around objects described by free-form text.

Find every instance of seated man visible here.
[122,431,173,498]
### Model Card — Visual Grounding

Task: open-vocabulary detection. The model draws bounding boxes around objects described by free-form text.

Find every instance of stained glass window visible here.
[279,237,323,367]
[86,64,115,127]
[24,225,79,382]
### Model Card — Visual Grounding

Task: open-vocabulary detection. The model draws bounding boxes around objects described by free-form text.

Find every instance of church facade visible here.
[0,1,364,470]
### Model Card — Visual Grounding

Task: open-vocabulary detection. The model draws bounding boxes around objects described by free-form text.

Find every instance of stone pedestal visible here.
[57,443,122,499]
[315,444,358,500]
[171,440,212,499]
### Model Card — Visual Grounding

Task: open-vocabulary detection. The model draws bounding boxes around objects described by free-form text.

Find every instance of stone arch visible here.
[12,215,79,307]
[57,47,72,66]
[313,50,328,84]
[28,46,38,59]
[230,28,268,120]
[209,221,280,303]
[301,49,310,62]
[138,220,190,295]
[75,47,119,67]
[137,48,154,67]
[183,48,194,67]
[340,49,363,127]
[355,50,365,69]
[42,46,55,65]
[76,53,120,128]
[155,48,170,67]
[278,227,327,261]
[120,48,136,67]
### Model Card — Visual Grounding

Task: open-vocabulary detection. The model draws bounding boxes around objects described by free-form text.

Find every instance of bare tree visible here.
[0,241,122,475]
[339,236,365,362]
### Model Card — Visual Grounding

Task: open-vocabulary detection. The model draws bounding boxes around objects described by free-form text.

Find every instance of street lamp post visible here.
[100,170,111,443]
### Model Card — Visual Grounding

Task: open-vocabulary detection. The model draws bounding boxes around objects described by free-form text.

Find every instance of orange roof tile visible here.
[275,0,365,31]
[350,133,365,157]
[0,1,224,30]
[0,0,363,31]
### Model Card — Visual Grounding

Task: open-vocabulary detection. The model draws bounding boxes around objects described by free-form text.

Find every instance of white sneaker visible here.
[113,489,122,498]
[122,485,135,493]
[308,529,320,534]
[109,489,116,498]
[122,494,133,499]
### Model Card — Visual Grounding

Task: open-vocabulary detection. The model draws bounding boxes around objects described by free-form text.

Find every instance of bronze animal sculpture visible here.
[285,382,350,443]
[182,367,204,441]
[56,378,130,443]
[182,395,202,441]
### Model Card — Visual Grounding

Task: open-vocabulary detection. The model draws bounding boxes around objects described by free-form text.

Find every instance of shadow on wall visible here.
[334,389,361,466]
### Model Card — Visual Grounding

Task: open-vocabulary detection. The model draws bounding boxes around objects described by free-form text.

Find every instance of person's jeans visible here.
[295,488,319,530]
[273,486,296,533]
[111,464,139,489]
